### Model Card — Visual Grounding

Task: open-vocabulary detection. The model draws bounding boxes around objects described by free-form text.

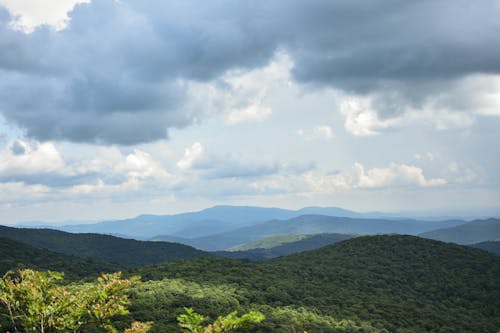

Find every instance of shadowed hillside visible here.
[0,225,209,267]
[0,237,121,279]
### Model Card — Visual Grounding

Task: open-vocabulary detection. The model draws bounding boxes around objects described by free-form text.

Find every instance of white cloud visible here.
[0,140,178,201]
[0,181,51,201]
[200,52,293,125]
[309,162,447,194]
[351,163,446,188]
[298,125,334,141]
[116,149,173,183]
[248,162,447,197]
[225,104,272,125]
[224,54,293,123]
[288,163,445,195]
[62,178,144,196]
[338,75,500,136]
[339,93,477,136]
[177,142,204,170]
[0,140,65,176]
[339,97,384,136]
[0,0,90,33]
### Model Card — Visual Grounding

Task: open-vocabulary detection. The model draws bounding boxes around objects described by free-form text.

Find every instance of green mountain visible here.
[157,215,466,251]
[133,235,500,332]
[228,234,311,251]
[0,225,209,267]
[219,233,353,260]
[0,237,121,279]
[471,241,500,255]
[419,218,500,244]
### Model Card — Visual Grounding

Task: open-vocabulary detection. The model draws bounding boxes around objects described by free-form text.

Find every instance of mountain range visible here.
[3,205,500,256]
[1,205,499,332]
[52,205,364,239]
[151,214,467,251]
[12,205,500,252]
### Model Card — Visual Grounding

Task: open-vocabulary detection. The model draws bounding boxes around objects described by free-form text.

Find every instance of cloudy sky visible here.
[0,0,499,223]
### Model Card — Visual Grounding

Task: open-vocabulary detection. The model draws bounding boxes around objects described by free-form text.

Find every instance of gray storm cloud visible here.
[0,0,499,144]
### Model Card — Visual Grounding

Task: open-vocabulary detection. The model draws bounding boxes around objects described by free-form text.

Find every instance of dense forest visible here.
[1,229,499,332]
[129,235,500,332]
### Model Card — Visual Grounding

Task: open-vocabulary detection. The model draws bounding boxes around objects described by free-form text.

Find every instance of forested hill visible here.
[134,235,500,332]
[0,237,121,279]
[219,233,353,260]
[0,225,209,267]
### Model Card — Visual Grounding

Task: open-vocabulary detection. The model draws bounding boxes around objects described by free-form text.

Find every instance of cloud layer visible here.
[0,0,499,144]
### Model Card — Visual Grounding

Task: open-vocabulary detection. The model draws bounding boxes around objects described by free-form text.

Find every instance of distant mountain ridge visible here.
[470,241,500,255]
[419,218,500,244]
[0,225,209,267]
[14,205,484,243]
[50,205,367,239]
[152,214,467,251]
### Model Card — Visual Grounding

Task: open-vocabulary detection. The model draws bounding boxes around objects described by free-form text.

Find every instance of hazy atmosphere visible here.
[1,0,499,223]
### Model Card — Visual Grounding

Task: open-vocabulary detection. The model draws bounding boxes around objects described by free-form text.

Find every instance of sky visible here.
[0,0,499,224]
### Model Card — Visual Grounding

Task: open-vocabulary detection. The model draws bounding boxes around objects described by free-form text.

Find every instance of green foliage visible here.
[134,235,500,332]
[125,276,384,333]
[229,235,310,251]
[0,269,149,333]
[259,306,384,333]
[178,308,264,333]
[178,308,207,333]
[126,278,244,332]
